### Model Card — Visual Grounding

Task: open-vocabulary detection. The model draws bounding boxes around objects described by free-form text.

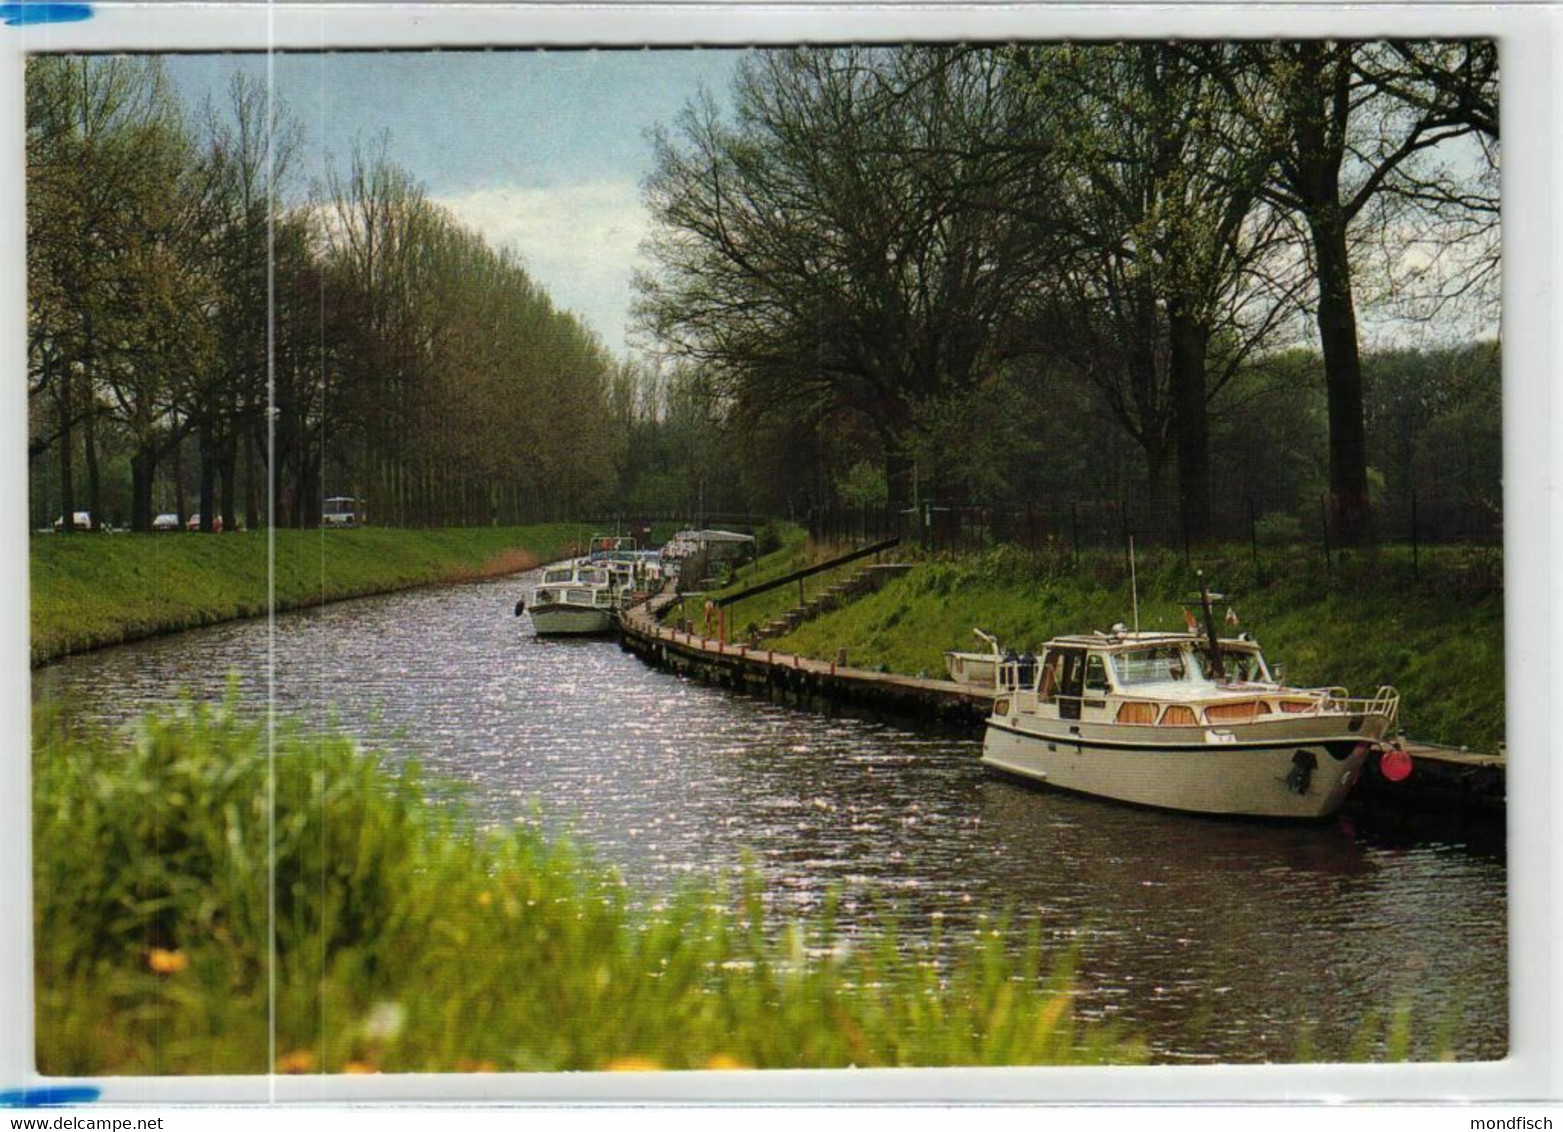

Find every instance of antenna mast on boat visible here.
[1129,535,1140,634]
[1195,569,1227,679]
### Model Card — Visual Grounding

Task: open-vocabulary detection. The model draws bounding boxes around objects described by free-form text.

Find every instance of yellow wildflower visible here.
[147,948,188,974]
[276,1049,318,1074]
[603,1056,661,1072]
[477,892,493,908]
[703,1054,751,1071]
[343,1061,377,1075]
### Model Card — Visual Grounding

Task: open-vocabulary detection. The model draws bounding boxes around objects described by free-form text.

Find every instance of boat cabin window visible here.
[1112,646,1189,686]
[543,568,573,585]
[1038,650,1066,700]
[1084,654,1111,694]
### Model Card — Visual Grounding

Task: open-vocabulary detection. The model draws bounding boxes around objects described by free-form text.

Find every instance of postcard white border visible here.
[1,0,1554,1106]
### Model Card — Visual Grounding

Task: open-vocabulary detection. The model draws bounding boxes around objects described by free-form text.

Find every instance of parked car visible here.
[186,513,223,532]
[52,511,92,532]
[152,513,181,532]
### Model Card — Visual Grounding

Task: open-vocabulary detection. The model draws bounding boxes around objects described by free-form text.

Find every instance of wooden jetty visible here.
[618,590,1504,819]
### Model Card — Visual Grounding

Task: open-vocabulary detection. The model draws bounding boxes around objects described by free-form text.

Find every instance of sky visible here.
[166,50,748,359]
[164,49,1497,362]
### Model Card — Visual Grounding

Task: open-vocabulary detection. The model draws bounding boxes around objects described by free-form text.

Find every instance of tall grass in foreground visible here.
[34,701,1146,1075]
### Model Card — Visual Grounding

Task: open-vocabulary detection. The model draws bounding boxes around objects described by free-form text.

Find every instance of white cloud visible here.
[435,181,651,358]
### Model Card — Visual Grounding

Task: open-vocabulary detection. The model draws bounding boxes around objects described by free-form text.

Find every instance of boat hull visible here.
[981,721,1375,819]
[529,604,614,636]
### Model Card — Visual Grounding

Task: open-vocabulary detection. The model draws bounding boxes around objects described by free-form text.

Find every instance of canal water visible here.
[34,570,1507,1064]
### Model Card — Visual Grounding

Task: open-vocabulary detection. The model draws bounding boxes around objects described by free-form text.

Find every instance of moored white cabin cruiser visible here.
[525,563,618,636]
[981,627,1402,819]
[583,535,645,604]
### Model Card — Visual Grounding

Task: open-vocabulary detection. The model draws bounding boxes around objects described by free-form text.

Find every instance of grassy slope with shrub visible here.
[30,523,593,665]
[34,701,1149,1075]
[734,542,1503,751]
[667,523,815,631]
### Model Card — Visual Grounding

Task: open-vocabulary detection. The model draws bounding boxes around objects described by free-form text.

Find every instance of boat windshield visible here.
[1198,648,1270,684]
[543,568,573,585]
[576,568,608,585]
[1112,646,1191,686]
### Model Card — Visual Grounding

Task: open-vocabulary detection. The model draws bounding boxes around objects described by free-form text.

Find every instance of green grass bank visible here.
[704,537,1504,752]
[30,523,594,666]
[35,700,1151,1075]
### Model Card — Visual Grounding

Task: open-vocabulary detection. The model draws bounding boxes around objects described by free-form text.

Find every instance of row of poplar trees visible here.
[27,56,623,533]
[635,42,1499,543]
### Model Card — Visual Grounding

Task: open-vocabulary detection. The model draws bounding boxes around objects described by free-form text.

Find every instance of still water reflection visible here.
[34,570,1507,1062]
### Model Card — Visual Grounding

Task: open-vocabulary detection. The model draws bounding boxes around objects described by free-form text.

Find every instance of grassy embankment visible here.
[30,523,595,665]
[699,534,1504,751]
[35,700,1151,1075]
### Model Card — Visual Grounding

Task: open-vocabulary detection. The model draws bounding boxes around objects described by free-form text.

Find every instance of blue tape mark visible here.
[0,1087,103,1107]
[0,4,95,26]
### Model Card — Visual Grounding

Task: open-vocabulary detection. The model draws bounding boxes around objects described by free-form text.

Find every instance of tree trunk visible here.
[56,367,75,534]
[218,431,239,533]
[173,433,188,527]
[130,447,155,533]
[199,418,217,533]
[882,436,912,515]
[244,428,261,532]
[1169,309,1212,545]
[1311,209,1372,544]
[84,405,101,532]
[1141,439,1170,540]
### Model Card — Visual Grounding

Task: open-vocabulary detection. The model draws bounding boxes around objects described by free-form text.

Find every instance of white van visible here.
[322,497,361,528]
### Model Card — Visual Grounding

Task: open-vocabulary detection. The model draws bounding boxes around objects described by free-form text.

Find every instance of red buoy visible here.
[1380,747,1414,783]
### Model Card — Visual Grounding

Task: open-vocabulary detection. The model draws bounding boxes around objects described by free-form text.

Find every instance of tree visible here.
[1011,44,1308,540]
[195,72,303,530]
[1228,41,1484,542]
[637,47,1057,510]
[26,55,214,532]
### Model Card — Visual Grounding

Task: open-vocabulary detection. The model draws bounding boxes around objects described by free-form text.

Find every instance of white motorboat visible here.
[523,562,617,636]
[945,628,1002,687]
[584,535,644,604]
[980,594,1404,819]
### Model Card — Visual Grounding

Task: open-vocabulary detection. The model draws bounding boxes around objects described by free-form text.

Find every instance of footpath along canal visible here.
[35,566,1507,1062]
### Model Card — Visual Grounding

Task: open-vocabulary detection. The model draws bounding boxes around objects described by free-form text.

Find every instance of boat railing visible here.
[1107,687,1401,727]
[1320,685,1401,722]
[996,657,1038,693]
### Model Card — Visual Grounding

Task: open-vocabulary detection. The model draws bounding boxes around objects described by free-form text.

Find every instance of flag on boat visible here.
[1183,609,1198,633]
[1226,606,1240,627]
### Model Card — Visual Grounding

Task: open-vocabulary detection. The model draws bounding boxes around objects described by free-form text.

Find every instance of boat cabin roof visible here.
[1042,631,1260,653]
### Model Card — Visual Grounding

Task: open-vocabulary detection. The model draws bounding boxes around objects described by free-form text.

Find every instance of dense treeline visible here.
[633,42,1499,544]
[28,57,624,532]
[27,47,1499,544]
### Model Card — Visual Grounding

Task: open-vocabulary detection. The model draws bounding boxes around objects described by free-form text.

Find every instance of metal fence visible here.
[807,490,1502,563]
